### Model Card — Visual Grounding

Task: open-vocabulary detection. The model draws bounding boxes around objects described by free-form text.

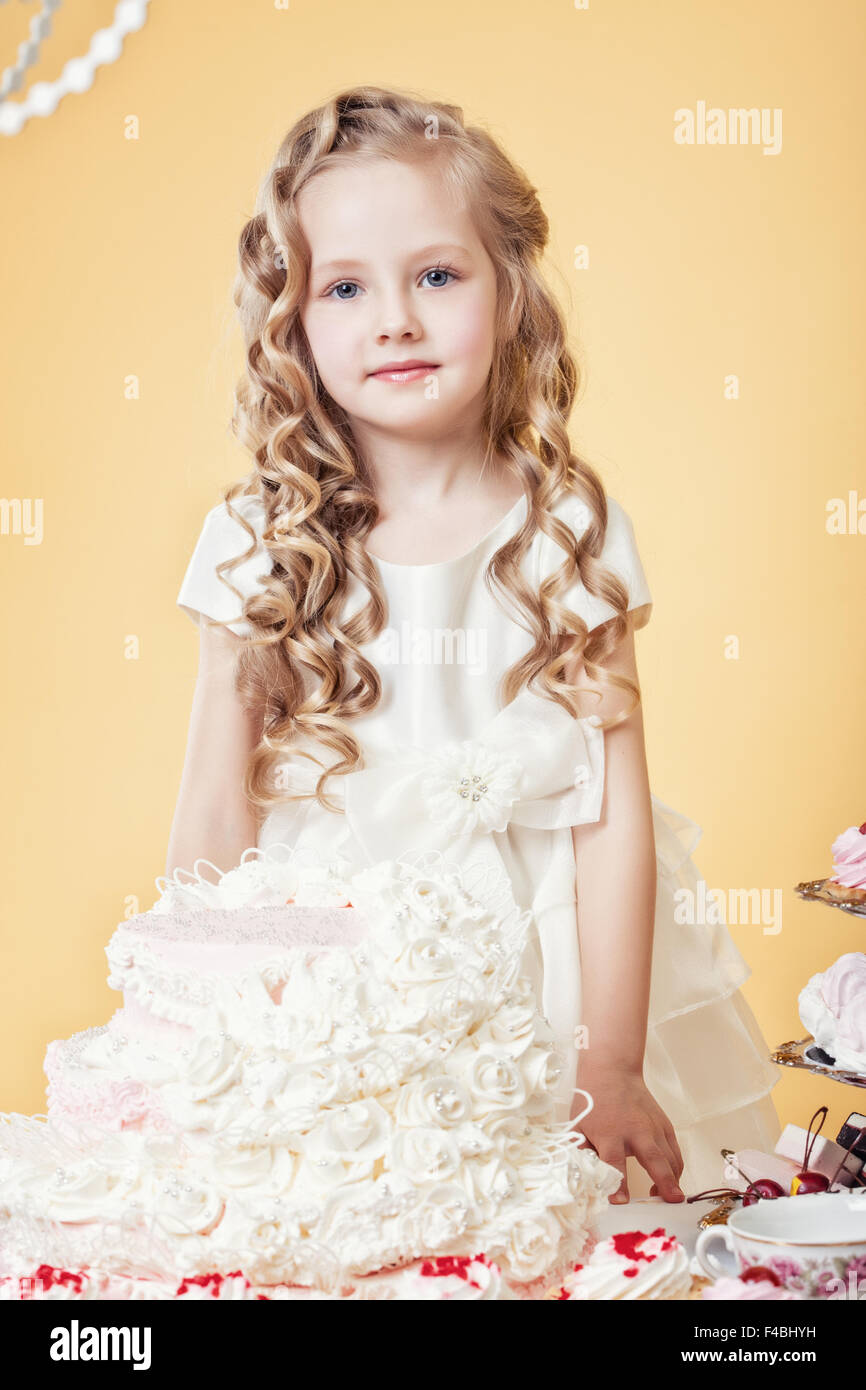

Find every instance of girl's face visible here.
[298,156,499,444]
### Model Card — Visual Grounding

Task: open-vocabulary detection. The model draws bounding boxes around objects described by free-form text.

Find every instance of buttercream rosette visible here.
[549,1227,693,1300]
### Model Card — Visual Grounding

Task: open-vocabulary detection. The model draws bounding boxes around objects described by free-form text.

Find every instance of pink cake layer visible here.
[44,1025,174,1134]
[47,906,375,1136]
[111,905,371,976]
[106,1001,194,1046]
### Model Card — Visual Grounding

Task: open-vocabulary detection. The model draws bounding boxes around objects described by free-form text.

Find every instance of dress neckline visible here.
[365,494,527,572]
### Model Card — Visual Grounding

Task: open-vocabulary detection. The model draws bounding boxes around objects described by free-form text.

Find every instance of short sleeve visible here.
[177,494,271,638]
[542,493,653,633]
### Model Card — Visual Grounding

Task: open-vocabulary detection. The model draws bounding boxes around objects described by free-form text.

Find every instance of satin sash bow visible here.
[310,686,608,864]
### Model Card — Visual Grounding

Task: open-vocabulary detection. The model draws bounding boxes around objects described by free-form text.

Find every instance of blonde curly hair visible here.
[214,83,641,821]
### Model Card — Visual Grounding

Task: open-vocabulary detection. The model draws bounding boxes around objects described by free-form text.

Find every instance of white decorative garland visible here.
[0,0,61,103]
[0,0,150,137]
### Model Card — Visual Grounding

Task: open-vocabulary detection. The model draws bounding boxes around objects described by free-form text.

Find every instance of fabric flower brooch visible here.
[420,742,524,838]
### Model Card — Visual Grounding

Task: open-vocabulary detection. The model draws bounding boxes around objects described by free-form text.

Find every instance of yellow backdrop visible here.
[1,0,864,1173]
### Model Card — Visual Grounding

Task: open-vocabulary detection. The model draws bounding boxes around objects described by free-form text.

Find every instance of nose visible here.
[374,284,422,344]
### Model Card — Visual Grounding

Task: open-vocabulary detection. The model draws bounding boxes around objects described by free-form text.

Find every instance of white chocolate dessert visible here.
[0,854,623,1299]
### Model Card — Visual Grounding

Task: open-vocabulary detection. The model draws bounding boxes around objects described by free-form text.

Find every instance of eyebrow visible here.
[313,243,472,275]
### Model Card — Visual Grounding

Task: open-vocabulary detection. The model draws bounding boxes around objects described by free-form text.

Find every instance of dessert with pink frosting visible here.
[823,821,866,904]
[0,849,629,1300]
[546,1226,695,1300]
[699,1272,803,1301]
[799,952,866,1075]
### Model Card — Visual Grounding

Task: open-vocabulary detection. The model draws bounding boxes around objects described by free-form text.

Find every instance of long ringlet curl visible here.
[215,84,642,824]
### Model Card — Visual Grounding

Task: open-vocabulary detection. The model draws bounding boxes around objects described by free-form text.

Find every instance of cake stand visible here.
[793,877,866,919]
[771,1036,866,1090]
[706,877,866,1227]
[773,876,866,1087]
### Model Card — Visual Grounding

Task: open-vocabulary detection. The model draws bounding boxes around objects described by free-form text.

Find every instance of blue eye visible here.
[421,266,456,288]
[323,266,458,299]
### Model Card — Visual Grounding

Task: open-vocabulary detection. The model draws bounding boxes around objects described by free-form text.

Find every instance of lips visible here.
[368,360,439,376]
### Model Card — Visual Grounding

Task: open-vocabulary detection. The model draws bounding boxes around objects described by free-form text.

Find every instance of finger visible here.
[665,1127,686,1180]
[656,1128,684,1186]
[649,1174,680,1198]
[635,1140,684,1203]
[642,1099,684,1180]
[596,1145,629,1203]
[657,1120,685,1179]
[644,1118,684,1192]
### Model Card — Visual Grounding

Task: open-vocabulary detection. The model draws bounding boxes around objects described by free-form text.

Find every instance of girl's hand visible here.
[570,1064,685,1204]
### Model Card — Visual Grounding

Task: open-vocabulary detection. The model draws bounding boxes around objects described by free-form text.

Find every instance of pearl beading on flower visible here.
[458,773,488,802]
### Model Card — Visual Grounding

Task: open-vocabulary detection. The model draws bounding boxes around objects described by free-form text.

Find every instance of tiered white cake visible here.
[0,850,622,1299]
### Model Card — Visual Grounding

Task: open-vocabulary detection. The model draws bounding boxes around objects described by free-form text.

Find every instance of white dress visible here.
[176,490,782,1197]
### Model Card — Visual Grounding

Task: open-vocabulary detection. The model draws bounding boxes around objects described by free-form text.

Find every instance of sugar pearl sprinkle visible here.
[458,773,488,802]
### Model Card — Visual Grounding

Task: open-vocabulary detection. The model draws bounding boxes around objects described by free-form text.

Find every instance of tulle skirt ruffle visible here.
[521,796,781,1195]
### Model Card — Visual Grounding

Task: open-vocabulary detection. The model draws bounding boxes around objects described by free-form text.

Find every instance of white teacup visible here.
[696,1190,866,1294]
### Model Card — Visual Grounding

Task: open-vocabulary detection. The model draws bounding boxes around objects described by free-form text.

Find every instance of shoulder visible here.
[541,490,639,563]
[190,492,272,576]
[177,491,272,636]
[537,489,652,632]
[199,492,269,547]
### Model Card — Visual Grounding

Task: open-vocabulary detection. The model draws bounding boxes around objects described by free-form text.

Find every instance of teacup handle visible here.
[695,1225,739,1281]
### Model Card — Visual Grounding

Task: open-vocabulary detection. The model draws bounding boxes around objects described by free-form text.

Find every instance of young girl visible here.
[169,85,781,1206]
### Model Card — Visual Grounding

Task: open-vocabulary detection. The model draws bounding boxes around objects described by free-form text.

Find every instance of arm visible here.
[566,617,685,1202]
[165,620,264,881]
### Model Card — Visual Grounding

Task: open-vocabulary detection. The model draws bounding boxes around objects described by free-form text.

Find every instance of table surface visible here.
[593,1197,706,1257]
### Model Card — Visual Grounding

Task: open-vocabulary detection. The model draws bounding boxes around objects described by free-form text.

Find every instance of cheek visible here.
[302,308,360,386]
[436,281,497,366]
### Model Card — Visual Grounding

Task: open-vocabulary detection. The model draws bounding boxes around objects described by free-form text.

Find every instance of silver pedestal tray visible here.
[772,1035,866,1090]
[794,878,866,918]
[774,874,866,1085]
